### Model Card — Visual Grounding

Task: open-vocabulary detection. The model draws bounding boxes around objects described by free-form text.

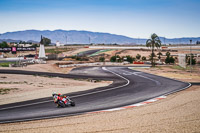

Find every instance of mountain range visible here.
[0,30,199,45]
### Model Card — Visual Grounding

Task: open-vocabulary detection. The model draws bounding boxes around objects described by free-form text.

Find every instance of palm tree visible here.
[146,33,162,67]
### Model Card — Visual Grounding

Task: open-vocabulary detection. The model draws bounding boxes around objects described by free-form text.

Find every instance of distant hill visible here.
[0,39,22,43]
[159,37,200,45]
[0,30,140,44]
[0,30,199,45]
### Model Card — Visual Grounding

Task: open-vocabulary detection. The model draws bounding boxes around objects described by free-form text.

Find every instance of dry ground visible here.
[0,74,111,105]
[0,60,74,74]
[0,85,199,133]
[0,53,200,133]
[0,60,112,105]
[135,65,200,82]
[0,62,200,132]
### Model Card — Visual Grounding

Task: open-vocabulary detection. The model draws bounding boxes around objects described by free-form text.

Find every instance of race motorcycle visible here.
[54,95,75,108]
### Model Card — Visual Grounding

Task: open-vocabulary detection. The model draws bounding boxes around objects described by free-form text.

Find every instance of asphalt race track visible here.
[76,49,101,57]
[0,67,190,123]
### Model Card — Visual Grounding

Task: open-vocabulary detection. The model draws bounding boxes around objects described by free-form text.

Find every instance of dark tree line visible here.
[0,41,9,48]
[196,41,200,44]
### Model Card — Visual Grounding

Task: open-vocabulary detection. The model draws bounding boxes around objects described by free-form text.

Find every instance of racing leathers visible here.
[53,94,68,105]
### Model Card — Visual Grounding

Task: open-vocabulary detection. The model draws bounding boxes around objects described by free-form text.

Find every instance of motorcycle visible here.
[54,95,75,108]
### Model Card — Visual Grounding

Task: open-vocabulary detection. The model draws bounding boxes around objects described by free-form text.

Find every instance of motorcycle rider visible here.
[52,92,68,106]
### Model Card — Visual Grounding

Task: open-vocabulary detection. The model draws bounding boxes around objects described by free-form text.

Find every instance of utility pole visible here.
[190,40,192,73]
[66,35,67,44]
[164,37,166,45]
[89,37,91,44]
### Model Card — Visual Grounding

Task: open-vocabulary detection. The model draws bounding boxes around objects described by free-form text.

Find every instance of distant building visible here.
[17,44,32,47]
[8,42,34,47]
[56,41,64,47]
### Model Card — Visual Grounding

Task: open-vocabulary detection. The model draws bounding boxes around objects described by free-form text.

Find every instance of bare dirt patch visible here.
[0,65,200,133]
[0,61,74,74]
[1,85,199,133]
[0,74,112,105]
[134,66,200,82]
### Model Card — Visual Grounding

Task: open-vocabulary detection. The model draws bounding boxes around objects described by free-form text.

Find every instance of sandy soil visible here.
[0,61,74,74]
[1,85,199,133]
[133,66,200,82]
[0,74,112,105]
[0,64,200,133]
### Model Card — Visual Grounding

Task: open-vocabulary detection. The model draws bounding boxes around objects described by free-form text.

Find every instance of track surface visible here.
[0,67,190,123]
[77,49,101,57]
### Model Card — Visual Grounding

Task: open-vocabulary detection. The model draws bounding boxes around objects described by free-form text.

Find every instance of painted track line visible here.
[88,67,192,114]
[0,67,192,123]
[128,67,192,96]
[90,95,167,113]
[122,69,161,85]
[0,67,130,111]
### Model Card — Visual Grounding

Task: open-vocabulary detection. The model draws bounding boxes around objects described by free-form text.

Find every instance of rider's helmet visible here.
[58,93,61,96]
[52,92,57,96]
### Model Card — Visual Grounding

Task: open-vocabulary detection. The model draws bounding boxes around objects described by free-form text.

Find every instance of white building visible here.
[56,41,64,47]
[17,44,32,47]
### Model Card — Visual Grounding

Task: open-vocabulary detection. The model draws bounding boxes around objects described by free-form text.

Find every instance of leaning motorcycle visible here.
[54,96,75,108]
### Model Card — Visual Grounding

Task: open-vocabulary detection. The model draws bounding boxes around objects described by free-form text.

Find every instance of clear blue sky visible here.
[0,0,199,38]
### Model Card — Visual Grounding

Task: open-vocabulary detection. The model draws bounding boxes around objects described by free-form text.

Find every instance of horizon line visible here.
[0,29,200,39]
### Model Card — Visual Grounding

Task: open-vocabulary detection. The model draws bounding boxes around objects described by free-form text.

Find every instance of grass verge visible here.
[0,62,16,67]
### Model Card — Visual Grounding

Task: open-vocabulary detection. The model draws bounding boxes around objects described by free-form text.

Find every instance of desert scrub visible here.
[0,88,18,95]
[0,76,7,79]
[0,81,28,84]
[37,86,43,87]
[170,65,193,71]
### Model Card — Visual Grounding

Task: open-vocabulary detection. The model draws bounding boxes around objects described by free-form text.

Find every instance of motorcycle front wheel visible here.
[71,101,75,106]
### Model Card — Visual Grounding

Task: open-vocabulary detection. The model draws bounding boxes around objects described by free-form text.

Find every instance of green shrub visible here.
[165,56,175,64]
[126,55,135,63]
[187,54,196,65]
[142,56,146,61]
[136,54,141,60]
[110,55,121,62]
[99,57,105,62]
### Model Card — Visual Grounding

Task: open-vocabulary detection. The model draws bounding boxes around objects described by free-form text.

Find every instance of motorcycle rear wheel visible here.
[58,101,65,107]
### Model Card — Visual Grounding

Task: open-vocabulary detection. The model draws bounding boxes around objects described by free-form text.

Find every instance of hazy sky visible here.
[0,0,199,38]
